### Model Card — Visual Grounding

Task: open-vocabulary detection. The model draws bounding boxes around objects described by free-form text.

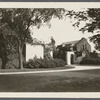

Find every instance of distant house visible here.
[56,38,91,64]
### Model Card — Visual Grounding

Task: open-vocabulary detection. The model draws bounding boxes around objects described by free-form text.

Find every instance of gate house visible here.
[57,38,91,65]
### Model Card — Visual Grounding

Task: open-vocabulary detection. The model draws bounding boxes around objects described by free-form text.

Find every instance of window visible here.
[85,44,87,49]
[82,45,85,50]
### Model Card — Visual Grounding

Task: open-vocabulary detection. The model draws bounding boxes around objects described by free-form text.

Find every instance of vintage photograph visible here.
[0,2,100,96]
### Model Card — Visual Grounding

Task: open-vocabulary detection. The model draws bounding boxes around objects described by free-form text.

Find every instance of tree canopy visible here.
[66,8,100,51]
[0,8,65,69]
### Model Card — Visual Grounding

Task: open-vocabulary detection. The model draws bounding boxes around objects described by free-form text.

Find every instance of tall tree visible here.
[0,23,17,69]
[0,8,65,69]
[66,8,100,51]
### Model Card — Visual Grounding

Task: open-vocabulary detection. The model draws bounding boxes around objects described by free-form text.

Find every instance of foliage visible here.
[24,58,66,69]
[44,52,52,59]
[44,37,56,59]
[0,8,65,69]
[90,34,100,51]
[1,8,65,45]
[80,56,100,65]
[0,23,18,69]
[0,53,19,69]
[5,53,19,69]
[90,50,98,58]
[0,24,17,52]
[66,8,100,51]
[54,46,66,61]
[5,59,19,69]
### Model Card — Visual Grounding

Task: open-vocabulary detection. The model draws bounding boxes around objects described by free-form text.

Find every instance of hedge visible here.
[24,58,66,69]
[80,57,100,65]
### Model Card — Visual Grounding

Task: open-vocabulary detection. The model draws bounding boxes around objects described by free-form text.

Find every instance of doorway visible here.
[71,54,75,64]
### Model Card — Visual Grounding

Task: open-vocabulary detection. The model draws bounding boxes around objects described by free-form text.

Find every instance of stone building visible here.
[56,38,91,65]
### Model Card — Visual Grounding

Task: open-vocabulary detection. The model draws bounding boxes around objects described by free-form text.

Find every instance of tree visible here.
[0,23,18,69]
[90,50,98,58]
[49,36,56,51]
[0,8,65,69]
[44,37,56,59]
[66,8,100,51]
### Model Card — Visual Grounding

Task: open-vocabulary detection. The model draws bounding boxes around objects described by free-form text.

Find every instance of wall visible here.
[26,44,44,61]
[76,38,91,52]
[66,51,74,65]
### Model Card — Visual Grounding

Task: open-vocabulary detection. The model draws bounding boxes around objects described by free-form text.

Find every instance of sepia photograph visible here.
[0,2,100,98]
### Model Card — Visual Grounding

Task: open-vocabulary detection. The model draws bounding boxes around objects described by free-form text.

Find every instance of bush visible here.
[5,58,19,69]
[80,57,100,65]
[0,53,19,69]
[24,58,66,69]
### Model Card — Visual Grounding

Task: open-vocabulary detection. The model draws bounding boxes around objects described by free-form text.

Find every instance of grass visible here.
[0,69,100,92]
[74,69,100,74]
[0,66,74,73]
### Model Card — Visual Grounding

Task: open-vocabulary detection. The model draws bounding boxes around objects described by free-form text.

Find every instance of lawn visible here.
[0,66,74,73]
[74,69,100,74]
[0,69,100,92]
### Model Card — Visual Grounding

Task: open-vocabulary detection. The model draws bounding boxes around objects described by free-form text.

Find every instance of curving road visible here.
[0,65,100,75]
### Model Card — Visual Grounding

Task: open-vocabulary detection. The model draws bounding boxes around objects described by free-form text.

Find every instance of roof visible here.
[26,38,45,46]
[61,40,79,46]
[31,43,44,46]
[60,38,88,47]
[31,38,45,46]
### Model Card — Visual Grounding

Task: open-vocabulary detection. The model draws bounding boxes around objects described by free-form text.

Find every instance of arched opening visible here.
[71,54,75,64]
[66,52,75,65]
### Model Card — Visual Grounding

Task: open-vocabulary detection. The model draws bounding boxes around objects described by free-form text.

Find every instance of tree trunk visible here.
[1,56,8,69]
[18,44,23,69]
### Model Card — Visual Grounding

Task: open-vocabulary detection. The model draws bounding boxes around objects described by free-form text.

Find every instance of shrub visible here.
[25,58,66,69]
[3,53,19,69]
[80,57,100,65]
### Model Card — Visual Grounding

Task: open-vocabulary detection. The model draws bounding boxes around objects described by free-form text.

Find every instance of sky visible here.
[30,14,95,51]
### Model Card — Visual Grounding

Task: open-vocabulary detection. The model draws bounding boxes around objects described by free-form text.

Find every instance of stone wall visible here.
[76,38,91,53]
